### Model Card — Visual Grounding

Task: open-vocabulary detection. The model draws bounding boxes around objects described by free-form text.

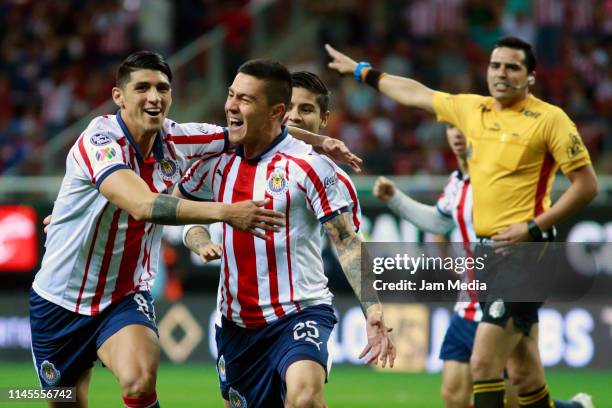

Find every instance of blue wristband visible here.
[354,62,372,82]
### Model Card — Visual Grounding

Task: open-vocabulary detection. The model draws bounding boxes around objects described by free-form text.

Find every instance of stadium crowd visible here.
[1,0,610,176]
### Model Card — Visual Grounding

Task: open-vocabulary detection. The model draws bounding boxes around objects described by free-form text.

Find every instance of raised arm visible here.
[323,212,395,367]
[288,125,363,172]
[325,44,436,112]
[373,176,454,235]
[99,169,283,239]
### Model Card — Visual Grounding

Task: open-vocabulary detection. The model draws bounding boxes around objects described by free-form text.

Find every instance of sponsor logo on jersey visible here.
[40,360,61,386]
[265,170,288,196]
[567,133,584,159]
[95,147,117,162]
[229,387,247,408]
[157,158,179,181]
[324,174,338,189]
[489,298,505,319]
[90,133,111,146]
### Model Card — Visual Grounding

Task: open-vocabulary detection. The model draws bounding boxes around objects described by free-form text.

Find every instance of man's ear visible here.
[320,111,331,129]
[271,103,286,121]
[112,87,124,109]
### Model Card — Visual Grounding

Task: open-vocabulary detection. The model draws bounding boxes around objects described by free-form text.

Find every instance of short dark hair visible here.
[291,71,331,116]
[116,51,172,88]
[494,36,536,73]
[237,59,292,107]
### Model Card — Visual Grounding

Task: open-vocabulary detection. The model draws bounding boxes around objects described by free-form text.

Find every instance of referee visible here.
[327,37,598,408]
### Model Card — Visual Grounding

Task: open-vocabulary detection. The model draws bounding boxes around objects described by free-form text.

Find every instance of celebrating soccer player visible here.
[180,61,395,408]
[327,37,598,408]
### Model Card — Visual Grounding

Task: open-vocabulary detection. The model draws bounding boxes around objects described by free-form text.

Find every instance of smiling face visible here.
[446,125,467,159]
[487,46,532,106]
[283,86,329,134]
[225,72,285,149]
[112,69,171,138]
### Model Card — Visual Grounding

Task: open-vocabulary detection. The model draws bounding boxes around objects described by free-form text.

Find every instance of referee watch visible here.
[527,220,555,242]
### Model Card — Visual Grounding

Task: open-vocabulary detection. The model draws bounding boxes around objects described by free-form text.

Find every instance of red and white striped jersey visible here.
[436,170,482,322]
[180,128,352,329]
[33,112,227,316]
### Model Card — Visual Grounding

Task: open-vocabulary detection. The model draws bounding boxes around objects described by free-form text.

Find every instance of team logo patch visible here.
[265,170,288,196]
[39,360,61,386]
[90,133,111,146]
[217,355,227,382]
[95,147,117,162]
[229,387,247,408]
[156,158,179,181]
[489,298,505,319]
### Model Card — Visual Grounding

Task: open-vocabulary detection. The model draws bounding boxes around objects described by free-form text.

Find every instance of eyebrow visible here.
[228,88,257,101]
[489,61,523,69]
[133,81,170,88]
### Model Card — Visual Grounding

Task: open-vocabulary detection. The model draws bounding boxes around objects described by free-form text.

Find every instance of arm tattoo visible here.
[324,214,380,315]
[186,226,213,253]
[150,195,180,224]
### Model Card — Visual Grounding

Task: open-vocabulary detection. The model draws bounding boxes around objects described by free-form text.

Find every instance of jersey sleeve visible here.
[436,171,459,218]
[169,122,228,161]
[178,157,216,201]
[299,155,350,223]
[431,92,485,137]
[73,129,130,189]
[545,108,592,174]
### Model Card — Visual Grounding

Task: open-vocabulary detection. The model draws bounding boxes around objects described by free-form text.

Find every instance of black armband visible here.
[364,69,386,90]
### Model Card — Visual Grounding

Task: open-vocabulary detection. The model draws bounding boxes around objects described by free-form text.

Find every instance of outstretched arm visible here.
[325,44,436,112]
[373,176,454,235]
[324,213,395,368]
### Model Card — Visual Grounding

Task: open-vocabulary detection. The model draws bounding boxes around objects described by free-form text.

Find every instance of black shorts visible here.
[480,300,541,336]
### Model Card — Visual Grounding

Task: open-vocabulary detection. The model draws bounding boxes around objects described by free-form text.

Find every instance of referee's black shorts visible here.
[474,241,552,336]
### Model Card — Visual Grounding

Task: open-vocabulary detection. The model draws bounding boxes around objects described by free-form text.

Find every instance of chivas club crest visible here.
[265,170,288,196]
[217,355,227,382]
[40,360,61,386]
[157,159,179,181]
[229,387,248,408]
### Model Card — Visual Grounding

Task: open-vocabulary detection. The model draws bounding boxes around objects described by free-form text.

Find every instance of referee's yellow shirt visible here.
[432,92,591,237]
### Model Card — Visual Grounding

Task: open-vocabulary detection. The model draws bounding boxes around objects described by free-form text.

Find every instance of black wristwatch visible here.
[527,220,551,242]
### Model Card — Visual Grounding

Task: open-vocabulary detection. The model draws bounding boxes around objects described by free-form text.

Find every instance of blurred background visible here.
[0,0,610,406]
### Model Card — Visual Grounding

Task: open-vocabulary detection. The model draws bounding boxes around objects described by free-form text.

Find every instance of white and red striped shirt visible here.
[436,170,482,322]
[33,112,227,315]
[180,128,351,329]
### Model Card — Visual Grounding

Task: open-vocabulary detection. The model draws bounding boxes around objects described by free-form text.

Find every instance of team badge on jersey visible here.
[265,170,288,196]
[229,387,247,408]
[157,158,179,181]
[39,360,61,386]
[95,147,117,162]
[217,355,227,382]
[489,298,505,319]
[90,133,111,146]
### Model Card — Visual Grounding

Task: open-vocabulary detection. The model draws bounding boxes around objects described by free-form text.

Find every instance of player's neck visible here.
[494,93,528,110]
[124,116,157,158]
[242,123,282,159]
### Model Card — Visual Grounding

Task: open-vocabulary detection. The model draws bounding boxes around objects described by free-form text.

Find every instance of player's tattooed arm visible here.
[184,225,222,262]
[324,213,379,314]
[149,194,181,224]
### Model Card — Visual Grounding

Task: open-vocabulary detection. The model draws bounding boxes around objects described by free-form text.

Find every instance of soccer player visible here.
[29,50,346,408]
[180,60,395,408]
[373,126,591,408]
[327,37,598,408]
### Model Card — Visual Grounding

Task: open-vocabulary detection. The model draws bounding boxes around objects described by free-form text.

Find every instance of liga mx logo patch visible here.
[229,387,247,408]
[156,158,179,181]
[39,360,61,386]
[265,170,288,197]
[95,147,117,162]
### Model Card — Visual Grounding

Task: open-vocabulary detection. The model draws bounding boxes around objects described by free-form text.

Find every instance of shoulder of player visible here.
[80,115,124,147]
[529,95,569,121]
[439,91,489,106]
[166,120,225,137]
